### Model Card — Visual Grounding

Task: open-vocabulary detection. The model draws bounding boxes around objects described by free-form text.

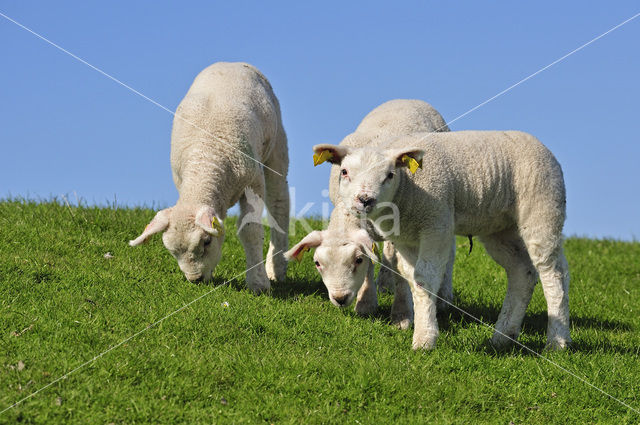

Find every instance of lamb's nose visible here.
[358,195,375,208]
[333,294,349,306]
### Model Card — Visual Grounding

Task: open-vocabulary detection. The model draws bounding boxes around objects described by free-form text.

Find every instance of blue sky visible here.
[1,2,639,240]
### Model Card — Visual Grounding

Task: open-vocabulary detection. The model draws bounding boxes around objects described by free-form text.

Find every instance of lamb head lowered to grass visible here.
[130,62,289,293]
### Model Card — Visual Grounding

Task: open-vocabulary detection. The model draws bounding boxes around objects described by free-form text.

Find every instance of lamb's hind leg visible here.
[238,189,271,294]
[480,229,538,348]
[263,149,290,282]
[520,224,571,350]
[541,249,571,350]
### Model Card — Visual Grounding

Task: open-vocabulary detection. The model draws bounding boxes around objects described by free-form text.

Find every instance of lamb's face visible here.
[129,205,225,283]
[338,149,401,218]
[162,222,224,282]
[314,241,370,307]
[310,144,424,220]
[284,228,377,308]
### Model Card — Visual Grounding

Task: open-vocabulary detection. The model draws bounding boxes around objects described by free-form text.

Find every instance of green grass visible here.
[1,199,639,424]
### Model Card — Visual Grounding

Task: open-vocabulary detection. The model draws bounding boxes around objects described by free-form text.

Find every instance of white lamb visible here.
[313,130,571,350]
[285,99,453,326]
[130,62,289,293]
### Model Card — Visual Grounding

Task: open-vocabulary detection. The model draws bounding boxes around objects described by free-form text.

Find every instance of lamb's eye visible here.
[341,169,348,177]
[203,237,212,247]
[314,261,321,267]
[355,257,363,265]
[387,172,394,180]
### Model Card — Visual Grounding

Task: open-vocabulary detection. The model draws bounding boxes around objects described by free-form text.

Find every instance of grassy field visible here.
[1,200,639,424]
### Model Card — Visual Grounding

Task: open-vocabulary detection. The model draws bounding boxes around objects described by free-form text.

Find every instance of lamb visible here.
[130,62,289,293]
[313,130,571,350]
[285,99,453,326]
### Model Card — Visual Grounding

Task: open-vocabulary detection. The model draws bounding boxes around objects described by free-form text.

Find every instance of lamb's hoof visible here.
[354,300,377,316]
[545,336,572,351]
[391,308,413,330]
[247,278,271,295]
[412,333,438,350]
[490,332,517,349]
[393,318,413,331]
[265,258,287,282]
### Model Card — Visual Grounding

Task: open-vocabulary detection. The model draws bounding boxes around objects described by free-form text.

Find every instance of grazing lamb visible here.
[313,130,571,350]
[130,62,289,293]
[285,99,453,326]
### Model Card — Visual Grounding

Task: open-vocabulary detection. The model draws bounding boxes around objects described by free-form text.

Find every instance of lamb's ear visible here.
[129,208,172,246]
[388,147,425,174]
[195,206,224,237]
[312,144,349,166]
[349,228,376,261]
[285,231,324,262]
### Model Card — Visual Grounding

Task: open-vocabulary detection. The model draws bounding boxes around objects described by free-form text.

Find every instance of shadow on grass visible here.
[440,296,636,355]
[205,274,636,355]
[217,276,329,301]
[470,336,640,357]
[348,289,636,355]
[437,295,632,333]
[269,279,328,301]
[186,275,231,288]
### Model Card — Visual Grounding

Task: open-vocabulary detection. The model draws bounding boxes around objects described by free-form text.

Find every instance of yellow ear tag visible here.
[402,154,422,174]
[295,246,310,262]
[372,242,380,260]
[211,216,224,235]
[313,150,333,166]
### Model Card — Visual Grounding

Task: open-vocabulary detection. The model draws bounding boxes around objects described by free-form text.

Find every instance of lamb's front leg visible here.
[401,235,452,350]
[238,190,270,294]
[410,267,440,350]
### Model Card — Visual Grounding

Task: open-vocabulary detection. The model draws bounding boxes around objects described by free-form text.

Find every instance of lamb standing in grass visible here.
[286,99,453,326]
[130,62,289,292]
[313,130,570,350]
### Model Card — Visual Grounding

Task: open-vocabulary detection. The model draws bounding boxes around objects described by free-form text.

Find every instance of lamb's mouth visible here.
[184,270,213,283]
[330,292,355,307]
